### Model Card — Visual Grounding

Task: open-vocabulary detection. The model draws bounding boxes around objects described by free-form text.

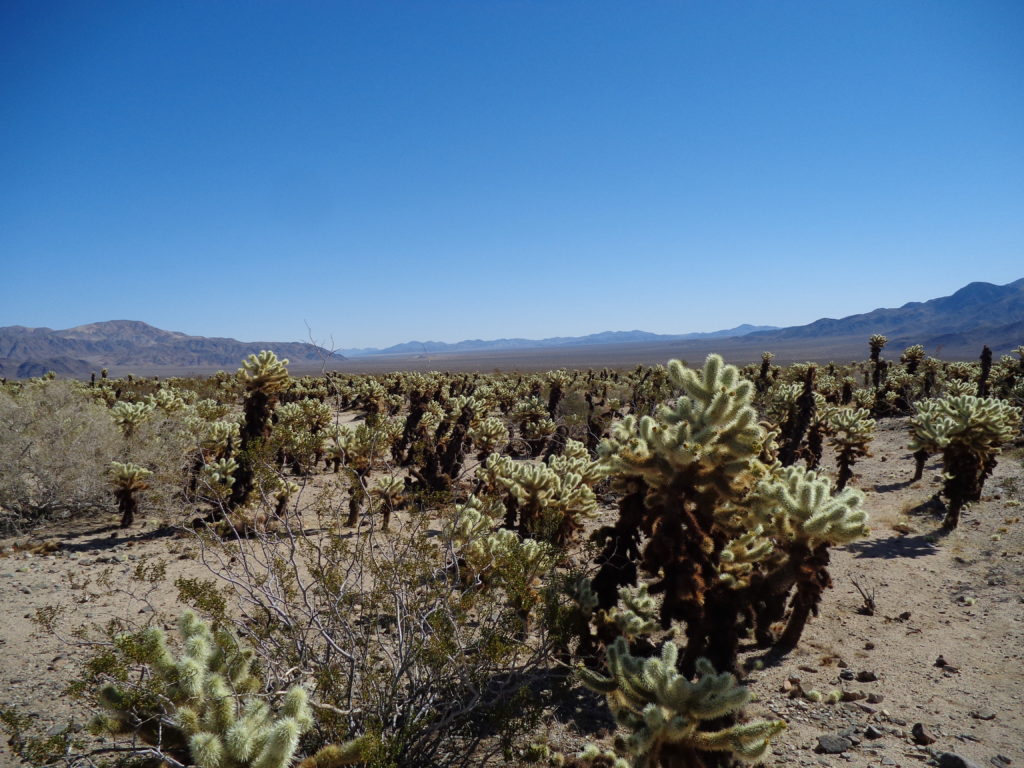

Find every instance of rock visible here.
[867,693,885,703]
[840,669,856,681]
[969,709,996,721]
[842,690,866,701]
[938,754,985,768]
[857,704,877,714]
[856,670,878,682]
[934,655,949,667]
[864,725,884,739]
[911,723,937,745]
[817,735,853,754]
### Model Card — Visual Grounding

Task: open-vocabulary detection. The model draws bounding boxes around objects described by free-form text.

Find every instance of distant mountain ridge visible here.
[338,324,778,357]
[0,320,342,379]
[746,278,1024,350]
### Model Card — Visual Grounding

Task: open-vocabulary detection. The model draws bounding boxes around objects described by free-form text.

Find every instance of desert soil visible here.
[1,416,1022,768]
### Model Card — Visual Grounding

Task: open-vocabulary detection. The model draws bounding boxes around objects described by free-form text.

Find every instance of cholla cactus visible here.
[370,475,406,530]
[485,439,607,543]
[111,400,155,437]
[147,387,187,413]
[749,466,867,648]
[231,351,290,509]
[579,639,785,768]
[468,416,510,461]
[909,395,1022,528]
[95,611,314,768]
[271,478,301,517]
[825,407,875,490]
[901,344,926,375]
[108,461,152,528]
[201,457,239,502]
[446,496,553,626]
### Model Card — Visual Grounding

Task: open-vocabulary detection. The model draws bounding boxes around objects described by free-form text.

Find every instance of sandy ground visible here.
[1,416,1022,768]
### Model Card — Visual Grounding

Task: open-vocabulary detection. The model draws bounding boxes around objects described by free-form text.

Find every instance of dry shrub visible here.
[0,381,120,531]
[183,489,562,767]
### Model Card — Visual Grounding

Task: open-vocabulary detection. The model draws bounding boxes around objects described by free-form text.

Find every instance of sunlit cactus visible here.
[231,351,290,509]
[468,416,510,461]
[108,461,152,528]
[825,406,875,490]
[369,475,406,530]
[578,639,785,768]
[909,395,1022,528]
[901,344,926,374]
[95,611,314,768]
[111,400,155,437]
[749,466,867,648]
[201,458,239,502]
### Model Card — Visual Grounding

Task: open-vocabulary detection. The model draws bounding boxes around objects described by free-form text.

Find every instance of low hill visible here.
[0,321,343,379]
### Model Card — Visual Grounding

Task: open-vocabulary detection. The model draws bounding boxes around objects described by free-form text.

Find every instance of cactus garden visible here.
[0,344,1022,768]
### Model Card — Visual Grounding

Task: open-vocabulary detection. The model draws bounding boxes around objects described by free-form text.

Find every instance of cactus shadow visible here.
[874,479,915,493]
[550,679,617,735]
[845,532,940,559]
[58,524,181,553]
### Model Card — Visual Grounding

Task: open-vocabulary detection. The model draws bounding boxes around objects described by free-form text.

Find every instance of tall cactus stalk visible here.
[230,351,290,509]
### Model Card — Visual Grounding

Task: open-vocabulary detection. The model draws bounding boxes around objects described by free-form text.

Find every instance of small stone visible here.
[911,723,937,745]
[969,709,996,721]
[856,670,878,682]
[840,669,856,681]
[864,725,884,739]
[865,642,875,650]
[817,735,853,754]
[935,655,949,667]
[881,758,897,766]
[857,703,877,714]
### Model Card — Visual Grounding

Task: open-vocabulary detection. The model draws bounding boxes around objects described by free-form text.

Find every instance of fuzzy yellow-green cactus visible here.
[239,351,291,396]
[96,611,313,768]
[598,355,763,501]
[754,466,868,547]
[110,400,155,437]
[468,416,510,458]
[909,394,1022,527]
[108,461,152,528]
[579,638,784,766]
[825,406,875,490]
[484,439,607,543]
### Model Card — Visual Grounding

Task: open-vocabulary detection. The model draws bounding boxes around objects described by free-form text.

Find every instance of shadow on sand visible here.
[845,531,942,560]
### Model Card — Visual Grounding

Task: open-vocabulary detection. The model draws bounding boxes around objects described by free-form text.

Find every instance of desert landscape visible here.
[5,3,1023,767]
[1,336,1022,768]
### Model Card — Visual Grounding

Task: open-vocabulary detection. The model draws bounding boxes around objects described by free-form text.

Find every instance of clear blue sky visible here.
[2,1,1022,349]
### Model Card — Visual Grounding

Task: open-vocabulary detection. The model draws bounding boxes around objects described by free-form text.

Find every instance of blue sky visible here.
[2,1,1022,349]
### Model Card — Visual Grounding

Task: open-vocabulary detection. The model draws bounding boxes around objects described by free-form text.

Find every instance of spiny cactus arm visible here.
[756,466,869,546]
[296,736,380,767]
[689,719,787,761]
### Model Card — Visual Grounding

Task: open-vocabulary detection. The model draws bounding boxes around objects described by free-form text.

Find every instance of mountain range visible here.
[1,278,1021,378]
[0,321,342,379]
[336,325,778,357]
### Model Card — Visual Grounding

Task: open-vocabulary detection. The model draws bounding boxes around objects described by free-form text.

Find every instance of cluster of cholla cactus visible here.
[446,495,553,626]
[909,394,1022,528]
[108,461,152,528]
[578,639,785,768]
[593,355,868,676]
[94,611,319,768]
[477,439,607,543]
